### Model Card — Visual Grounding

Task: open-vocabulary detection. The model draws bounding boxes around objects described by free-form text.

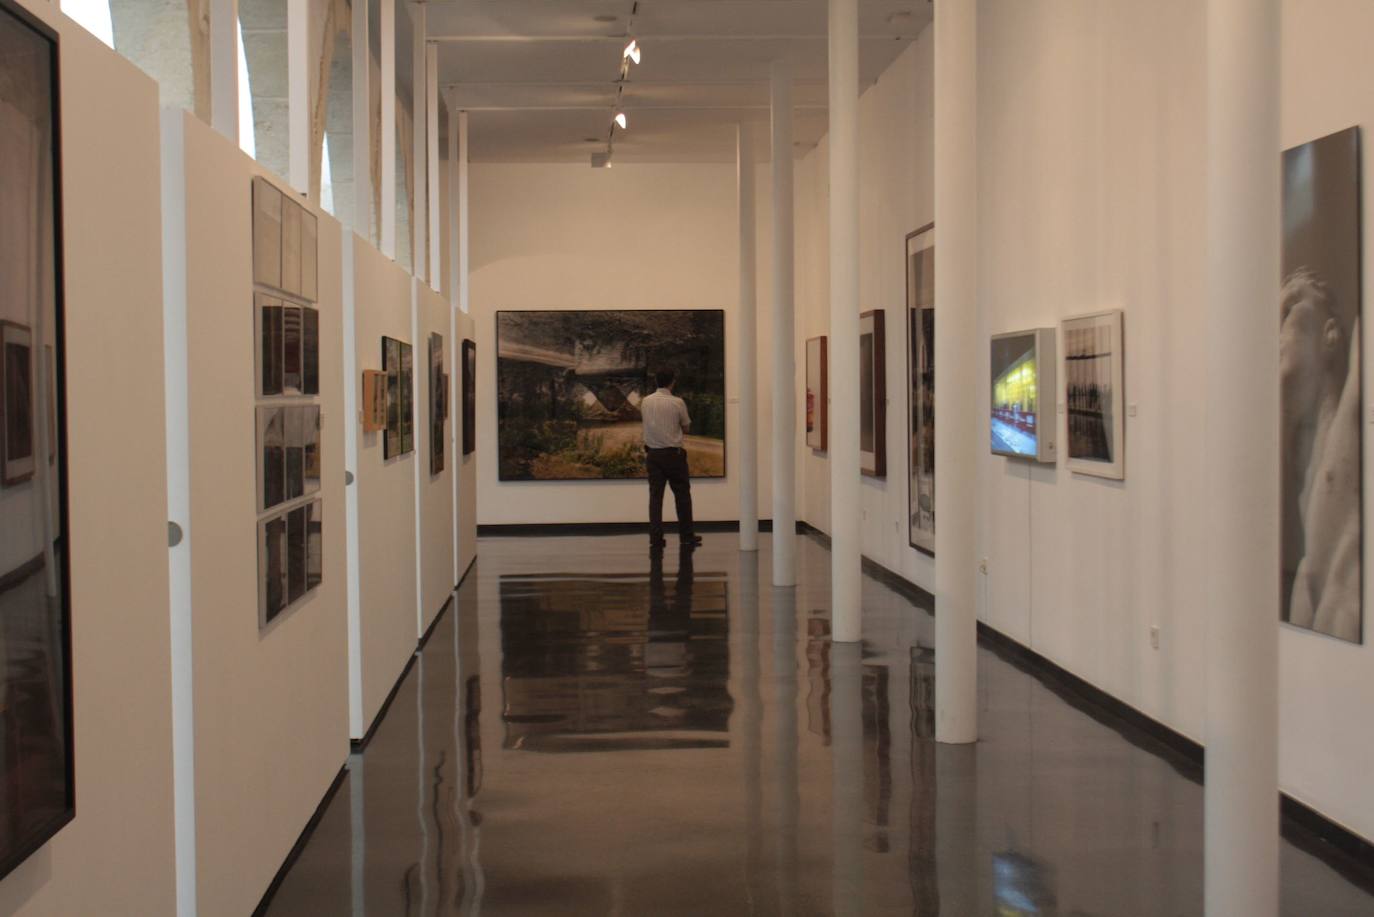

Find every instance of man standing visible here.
[641,369,702,550]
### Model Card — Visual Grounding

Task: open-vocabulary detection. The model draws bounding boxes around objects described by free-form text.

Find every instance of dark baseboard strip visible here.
[351,652,418,753]
[417,593,453,651]
[813,516,1374,881]
[454,554,477,591]
[251,763,348,917]
[974,621,1205,782]
[478,520,774,537]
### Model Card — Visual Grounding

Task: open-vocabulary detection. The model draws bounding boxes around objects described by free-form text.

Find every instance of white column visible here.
[427,43,441,289]
[380,0,397,258]
[351,0,372,240]
[448,94,460,585]
[933,0,978,744]
[448,97,461,310]
[458,110,470,313]
[828,0,861,643]
[411,3,427,280]
[209,0,239,144]
[287,0,309,195]
[770,59,797,587]
[1204,1,1280,914]
[737,124,759,552]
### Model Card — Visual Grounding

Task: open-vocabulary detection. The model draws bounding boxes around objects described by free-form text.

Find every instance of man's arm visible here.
[679,399,692,434]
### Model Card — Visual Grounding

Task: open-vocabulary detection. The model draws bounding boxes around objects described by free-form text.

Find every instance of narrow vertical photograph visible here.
[1280,126,1362,643]
[1062,309,1124,480]
[259,295,283,396]
[258,406,286,510]
[906,224,935,553]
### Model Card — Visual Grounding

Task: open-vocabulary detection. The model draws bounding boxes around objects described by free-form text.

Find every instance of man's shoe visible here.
[681,535,703,548]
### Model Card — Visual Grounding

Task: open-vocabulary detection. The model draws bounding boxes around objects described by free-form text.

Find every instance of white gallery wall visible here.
[469,161,776,527]
[0,6,178,914]
[795,1,1374,845]
[796,33,935,592]
[1277,0,1374,846]
[353,237,421,734]
[164,112,350,917]
[416,279,455,635]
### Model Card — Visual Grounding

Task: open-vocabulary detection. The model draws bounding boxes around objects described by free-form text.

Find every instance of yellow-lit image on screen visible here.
[990,332,1040,458]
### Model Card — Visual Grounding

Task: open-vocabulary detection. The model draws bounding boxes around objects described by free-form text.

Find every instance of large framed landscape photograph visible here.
[496,310,726,481]
[1280,126,1363,643]
[0,0,74,879]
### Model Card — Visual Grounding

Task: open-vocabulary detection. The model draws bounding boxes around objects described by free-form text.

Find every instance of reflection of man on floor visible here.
[1280,270,1361,641]
[642,369,701,550]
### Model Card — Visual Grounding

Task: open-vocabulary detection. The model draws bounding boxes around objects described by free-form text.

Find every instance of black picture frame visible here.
[905,224,935,556]
[462,338,476,457]
[860,309,886,478]
[0,0,75,881]
[429,332,445,476]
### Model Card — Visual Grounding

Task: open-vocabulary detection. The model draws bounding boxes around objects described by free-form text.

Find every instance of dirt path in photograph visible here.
[579,423,726,476]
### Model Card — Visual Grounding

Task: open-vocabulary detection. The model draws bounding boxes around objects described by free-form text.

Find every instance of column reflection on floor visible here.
[262,534,1374,917]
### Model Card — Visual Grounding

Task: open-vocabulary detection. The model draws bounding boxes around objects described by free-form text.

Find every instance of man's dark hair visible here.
[655,368,676,389]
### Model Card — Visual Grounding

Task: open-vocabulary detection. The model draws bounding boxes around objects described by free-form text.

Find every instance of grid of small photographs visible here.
[253,176,323,630]
[382,335,415,460]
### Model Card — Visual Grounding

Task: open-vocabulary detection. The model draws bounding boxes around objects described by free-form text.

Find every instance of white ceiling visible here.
[426,1,931,163]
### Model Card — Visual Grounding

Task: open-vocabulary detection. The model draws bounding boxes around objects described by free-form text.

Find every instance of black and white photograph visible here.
[252,175,283,290]
[1063,309,1125,480]
[860,310,886,478]
[0,1,73,878]
[301,207,318,302]
[1280,125,1363,643]
[287,504,308,604]
[258,405,286,510]
[462,338,476,456]
[1,320,34,486]
[906,224,934,554]
[306,500,323,592]
[430,333,446,476]
[283,306,303,394]
[281,196,302,298]
[302,308,319,395]
[285,405,304,501]
[383,336,403,458]
[259,512,288,626]
[258,295,283,396]
[400,339,415,456]
[303,405,321,496]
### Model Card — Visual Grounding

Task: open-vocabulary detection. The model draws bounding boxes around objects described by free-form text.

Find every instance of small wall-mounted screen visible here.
[990,332,1040,458]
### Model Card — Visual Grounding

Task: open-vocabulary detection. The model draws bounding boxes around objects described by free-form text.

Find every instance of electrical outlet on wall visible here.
[1150,625,1160,650]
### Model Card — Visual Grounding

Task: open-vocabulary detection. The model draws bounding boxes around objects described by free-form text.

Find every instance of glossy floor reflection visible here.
[265,534,1374,916]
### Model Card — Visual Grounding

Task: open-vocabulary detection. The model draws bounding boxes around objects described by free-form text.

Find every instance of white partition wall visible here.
[0,8,178,914]
[469,162,775,528]
[456,310,478,577]
[163,111,350,917]
[416,280,455,634]
[352,236,421,736]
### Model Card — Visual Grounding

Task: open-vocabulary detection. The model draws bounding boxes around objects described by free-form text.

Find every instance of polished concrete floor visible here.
[265,534,1374,916]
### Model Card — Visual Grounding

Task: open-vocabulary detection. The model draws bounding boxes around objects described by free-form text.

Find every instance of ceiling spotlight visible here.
[614,111,628,130]
[623,39,641,65]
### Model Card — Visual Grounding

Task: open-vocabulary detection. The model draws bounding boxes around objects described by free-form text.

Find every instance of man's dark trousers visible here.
[647,447,694,543]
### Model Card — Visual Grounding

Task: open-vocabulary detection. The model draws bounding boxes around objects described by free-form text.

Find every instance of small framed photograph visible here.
[257,406,286,511]
[281,198,303,298]
[252,176,283,290]
[1,321,35,486]
[1062,309,1125,480]
[806,336,827,451]
[259,512,289,628]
